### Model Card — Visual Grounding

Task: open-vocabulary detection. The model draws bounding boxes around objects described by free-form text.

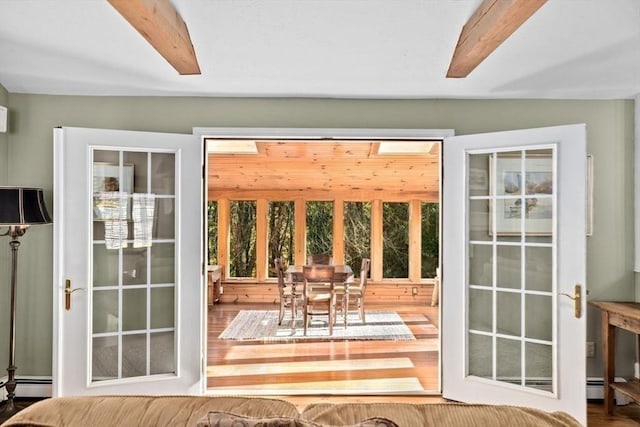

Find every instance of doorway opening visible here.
[204,136,442,395]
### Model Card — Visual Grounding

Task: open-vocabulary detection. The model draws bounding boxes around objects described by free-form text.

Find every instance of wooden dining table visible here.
[285,264,354,328]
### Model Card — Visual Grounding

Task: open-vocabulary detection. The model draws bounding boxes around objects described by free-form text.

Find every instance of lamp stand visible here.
[1,227,26,418]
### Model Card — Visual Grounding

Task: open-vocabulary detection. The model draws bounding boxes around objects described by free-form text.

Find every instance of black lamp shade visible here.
[0,187,52,225]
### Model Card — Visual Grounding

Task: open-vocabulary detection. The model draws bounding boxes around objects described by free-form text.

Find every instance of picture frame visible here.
[490,154,553,236]
[92,162,134,220]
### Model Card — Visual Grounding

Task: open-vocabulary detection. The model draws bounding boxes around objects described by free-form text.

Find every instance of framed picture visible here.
[93,162,134,220]
[490,154,553,236]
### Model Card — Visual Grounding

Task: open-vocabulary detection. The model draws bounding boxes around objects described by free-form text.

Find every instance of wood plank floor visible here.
[207,302,440,394]
[207,302,640,425]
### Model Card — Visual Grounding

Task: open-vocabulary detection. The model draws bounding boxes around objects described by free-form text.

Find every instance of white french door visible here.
[53,127,203,395]
[441,125,587,425]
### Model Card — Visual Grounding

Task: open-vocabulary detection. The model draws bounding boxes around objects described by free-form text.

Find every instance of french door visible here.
[53,127,203,395]
[441,124,587,425]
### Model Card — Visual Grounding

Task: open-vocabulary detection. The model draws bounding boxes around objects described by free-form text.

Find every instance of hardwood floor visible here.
[207,302,440,394]
[206,301,640,426]
[0,304,637,424]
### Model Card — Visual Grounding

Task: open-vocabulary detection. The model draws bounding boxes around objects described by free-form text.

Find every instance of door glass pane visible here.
[470,199,491,242]
[91,148,177,383]
[496,245,520,290]
[497,291,521,336]
[150,331,175,375]
[467,148,555,394]
[525,247,552,292]
[92,336,118,381]
[122,334,147,378]
[122,288,147,331]
[525,342,553,391]
[469,244,492,287]
[497,338,521,382]
[468,333,492,378]
[469,288,492,333]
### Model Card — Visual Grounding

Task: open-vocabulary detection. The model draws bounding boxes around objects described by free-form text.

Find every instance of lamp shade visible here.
[0,187,52,226]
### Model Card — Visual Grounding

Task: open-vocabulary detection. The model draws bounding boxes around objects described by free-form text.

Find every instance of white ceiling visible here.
[1,0,639,99]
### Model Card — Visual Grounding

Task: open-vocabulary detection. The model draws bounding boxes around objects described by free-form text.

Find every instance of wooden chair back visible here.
[306,254,333,265]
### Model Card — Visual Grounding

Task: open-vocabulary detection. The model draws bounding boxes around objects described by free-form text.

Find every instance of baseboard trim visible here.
[0,375,632,405]
[0,376,52,400]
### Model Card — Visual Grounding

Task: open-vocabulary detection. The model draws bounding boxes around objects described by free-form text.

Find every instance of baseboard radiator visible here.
[0,377,52,400]
[587,377,631,405]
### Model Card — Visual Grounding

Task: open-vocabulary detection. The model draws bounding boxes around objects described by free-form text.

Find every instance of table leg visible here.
[343,282,349,328]
[602,310,615,415]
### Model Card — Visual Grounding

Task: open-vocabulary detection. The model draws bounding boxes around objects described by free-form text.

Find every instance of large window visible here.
[230,201,256,277]
[344,201,371,278]
[208,197,439,282]
[306,201,333,256]
[268,201,295,277]
[383,202,409,278]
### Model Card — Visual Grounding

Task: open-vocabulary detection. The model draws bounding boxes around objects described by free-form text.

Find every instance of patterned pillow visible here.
[196,411,399,427]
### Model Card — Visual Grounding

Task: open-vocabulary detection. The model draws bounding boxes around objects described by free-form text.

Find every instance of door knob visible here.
[560,284,582,319]
[64,279,84,311]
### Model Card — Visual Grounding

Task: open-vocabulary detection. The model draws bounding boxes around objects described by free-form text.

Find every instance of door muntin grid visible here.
[90,149,177,383]
[466,147,556,395]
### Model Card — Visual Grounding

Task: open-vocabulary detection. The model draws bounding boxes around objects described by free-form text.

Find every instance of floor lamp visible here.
[0,187,51,418]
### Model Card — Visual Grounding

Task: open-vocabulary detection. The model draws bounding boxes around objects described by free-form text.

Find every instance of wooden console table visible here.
[589,301,640,414]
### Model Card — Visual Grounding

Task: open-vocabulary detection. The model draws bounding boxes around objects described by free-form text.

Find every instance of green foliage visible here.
[421,203,439,278]
[306,201,333,255]
[344,202,371,277]
[230,201,256,277]
[207,201,218,265]
[268,201,295,276]
[383,202,409,278]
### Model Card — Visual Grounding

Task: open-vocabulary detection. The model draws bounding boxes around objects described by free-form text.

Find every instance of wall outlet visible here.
[219,286,223,295]
[586,341,595,358]
[412,287,418,296]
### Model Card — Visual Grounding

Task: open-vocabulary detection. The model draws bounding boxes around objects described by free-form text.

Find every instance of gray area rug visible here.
[218,310,416,341]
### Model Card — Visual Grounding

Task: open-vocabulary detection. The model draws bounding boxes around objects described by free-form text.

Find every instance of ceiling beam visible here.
[446,0,547,78]
[108,0,201,75]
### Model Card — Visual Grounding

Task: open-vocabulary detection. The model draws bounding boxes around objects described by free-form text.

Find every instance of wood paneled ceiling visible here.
[208,141,441,202]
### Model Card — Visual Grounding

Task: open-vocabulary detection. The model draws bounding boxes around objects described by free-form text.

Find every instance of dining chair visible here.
[306,254,333,265]
[335,258,370,325]
[302,265,337,336]
[274,257,302,325]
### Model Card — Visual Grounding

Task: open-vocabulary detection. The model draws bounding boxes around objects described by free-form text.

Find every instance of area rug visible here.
[218,310,416,341]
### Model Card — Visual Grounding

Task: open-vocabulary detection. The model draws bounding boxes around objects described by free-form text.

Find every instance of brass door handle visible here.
[65,279,85,311]
[560,284,582,319]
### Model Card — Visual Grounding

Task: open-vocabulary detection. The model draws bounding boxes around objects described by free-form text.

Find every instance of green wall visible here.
[0,84,8,380]
[2,94,635,380]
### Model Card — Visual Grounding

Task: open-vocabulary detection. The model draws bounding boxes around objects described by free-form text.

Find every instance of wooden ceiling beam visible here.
[446,0,547,78]
[108,0,201,75]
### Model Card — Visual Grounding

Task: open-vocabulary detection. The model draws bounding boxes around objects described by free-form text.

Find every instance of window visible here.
[383,202,409,278]
[268,201,295,277]
[207,201,218,265]
[344,201,371,278]
[421,202,439,278]
[306,201,333,256]
[229,201,257,277]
